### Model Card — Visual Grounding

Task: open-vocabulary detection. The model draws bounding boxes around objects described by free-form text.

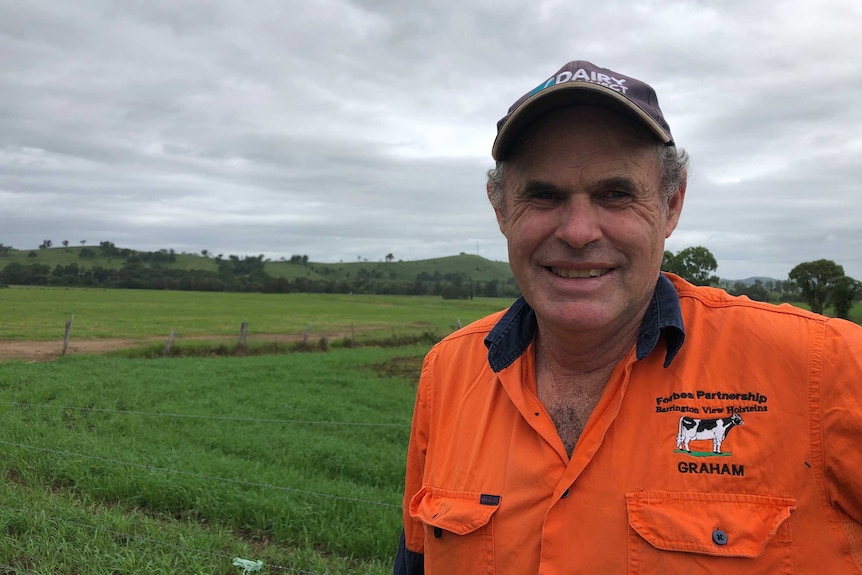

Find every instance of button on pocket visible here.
[410,487,500,575]
[625,490,796,574]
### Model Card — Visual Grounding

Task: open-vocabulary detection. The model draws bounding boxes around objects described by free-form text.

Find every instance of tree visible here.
[788,259,845,315]
[62,240,69,248]
[661,246,719,286]
[39,239,52,249]
[386,253,394,263]
[829,275,861,320]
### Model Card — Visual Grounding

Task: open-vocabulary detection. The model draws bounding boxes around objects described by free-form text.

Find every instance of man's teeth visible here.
[552,268,607,278]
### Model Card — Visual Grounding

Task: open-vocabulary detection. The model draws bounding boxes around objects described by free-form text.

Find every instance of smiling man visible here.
[394,60,862,574]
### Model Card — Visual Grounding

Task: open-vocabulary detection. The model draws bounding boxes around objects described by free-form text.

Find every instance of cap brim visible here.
[492,83,673,161]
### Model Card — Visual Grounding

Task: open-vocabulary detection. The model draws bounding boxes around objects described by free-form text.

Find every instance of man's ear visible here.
[664,180,686,238]
[487,181,507,233]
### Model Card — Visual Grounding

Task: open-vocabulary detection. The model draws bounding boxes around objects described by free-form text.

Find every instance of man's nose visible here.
[554,198,603,249]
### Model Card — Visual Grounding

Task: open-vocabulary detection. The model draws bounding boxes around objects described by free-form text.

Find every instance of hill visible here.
[0,244,518,297]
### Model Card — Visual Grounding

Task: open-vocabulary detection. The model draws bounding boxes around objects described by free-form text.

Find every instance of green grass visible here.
[0,347,425,573]
[0,285,514,341]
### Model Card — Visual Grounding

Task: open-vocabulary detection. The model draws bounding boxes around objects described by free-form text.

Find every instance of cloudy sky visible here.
[1,0,860,280]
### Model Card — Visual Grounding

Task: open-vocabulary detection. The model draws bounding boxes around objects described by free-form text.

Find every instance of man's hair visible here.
[486,144,689,210]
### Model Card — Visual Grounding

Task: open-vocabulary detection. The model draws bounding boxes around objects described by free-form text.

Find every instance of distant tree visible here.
[730,280,768,302]
[28,251,38,258]
[0,243,11,256]
[62,240,69,248]
[201,249,210,258]
[788,259,845,315]
[662,246,719,286]
[386,253,394,263]
[80,240,86,247]
[39,239,52,249]
[829,275,861,320]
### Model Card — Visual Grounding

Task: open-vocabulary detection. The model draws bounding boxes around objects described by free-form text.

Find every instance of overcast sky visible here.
[1,0,860,280]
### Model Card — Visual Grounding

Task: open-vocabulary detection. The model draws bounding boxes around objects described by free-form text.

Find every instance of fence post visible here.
[61,313,75,356]
[303,323,312,345]
[164,330,175,356]
[239,322,249,350]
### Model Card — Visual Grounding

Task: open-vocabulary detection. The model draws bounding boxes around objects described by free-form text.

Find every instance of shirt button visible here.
[561,488,570,499]
[712,529,728,546]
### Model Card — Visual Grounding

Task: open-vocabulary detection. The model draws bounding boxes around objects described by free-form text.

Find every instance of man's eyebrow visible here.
[517,176,642,197]
[517,180,564,197]
[594,176,640,193]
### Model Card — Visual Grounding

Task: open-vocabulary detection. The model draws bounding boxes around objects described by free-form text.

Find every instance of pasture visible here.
[0,287,518,573]
[0,347,426,573]
[0,285,513,343]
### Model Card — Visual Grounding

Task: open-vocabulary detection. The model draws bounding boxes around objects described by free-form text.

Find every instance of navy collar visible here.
[484,273,685,372]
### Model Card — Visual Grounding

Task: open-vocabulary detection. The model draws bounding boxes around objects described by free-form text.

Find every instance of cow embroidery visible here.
[676,414,743,454]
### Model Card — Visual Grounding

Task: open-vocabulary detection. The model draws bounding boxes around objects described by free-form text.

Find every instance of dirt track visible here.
[0,330,367,362]
[0,338,146,362]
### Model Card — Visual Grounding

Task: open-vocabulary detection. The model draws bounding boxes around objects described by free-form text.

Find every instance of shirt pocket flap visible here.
[626,490,797,558]
[409,486,500,535]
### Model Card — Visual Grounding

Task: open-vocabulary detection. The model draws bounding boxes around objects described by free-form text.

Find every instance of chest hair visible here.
[546,393,603,458]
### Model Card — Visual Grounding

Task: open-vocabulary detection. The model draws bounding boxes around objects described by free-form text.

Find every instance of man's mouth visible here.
[549,267,612,279]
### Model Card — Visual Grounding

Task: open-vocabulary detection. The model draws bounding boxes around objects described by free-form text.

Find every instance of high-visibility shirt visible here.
[395,273,862,574]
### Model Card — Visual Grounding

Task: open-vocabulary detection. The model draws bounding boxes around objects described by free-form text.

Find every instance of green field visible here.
[0,285,514,342]
[0,287,518,573]
[0,348,424,574]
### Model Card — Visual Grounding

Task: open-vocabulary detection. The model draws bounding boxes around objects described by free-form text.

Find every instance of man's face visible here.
[493,106,684,339]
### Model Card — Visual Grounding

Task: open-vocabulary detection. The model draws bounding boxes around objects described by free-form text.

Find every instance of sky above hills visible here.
[1,0,860,280]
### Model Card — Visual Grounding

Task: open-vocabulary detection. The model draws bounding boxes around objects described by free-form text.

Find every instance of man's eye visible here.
[603,190,632,200]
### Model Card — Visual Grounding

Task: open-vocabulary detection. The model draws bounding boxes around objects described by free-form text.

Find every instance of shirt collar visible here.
[484,273,685,372]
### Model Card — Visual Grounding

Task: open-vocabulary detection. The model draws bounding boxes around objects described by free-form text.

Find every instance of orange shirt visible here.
[398,274,862,574]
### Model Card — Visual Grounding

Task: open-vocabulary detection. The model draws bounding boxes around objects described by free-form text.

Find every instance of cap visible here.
[492,60,673,161]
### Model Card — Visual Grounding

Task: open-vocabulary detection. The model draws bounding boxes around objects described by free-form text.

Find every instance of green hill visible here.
[0,244,516,295]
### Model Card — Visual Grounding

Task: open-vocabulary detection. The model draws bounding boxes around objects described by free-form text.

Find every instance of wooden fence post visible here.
[164,330,175,356]
[239,322,249,349]
[61,313,75,356]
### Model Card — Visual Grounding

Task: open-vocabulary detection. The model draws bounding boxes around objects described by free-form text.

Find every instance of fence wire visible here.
[0,401,411,428]
[0,440,400,509]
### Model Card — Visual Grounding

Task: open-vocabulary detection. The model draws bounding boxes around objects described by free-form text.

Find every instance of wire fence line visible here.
[0,440,401,510]
[0,401,411,428]
[0,504,321,575]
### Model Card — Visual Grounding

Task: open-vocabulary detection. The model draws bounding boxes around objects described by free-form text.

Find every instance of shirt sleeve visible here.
[395,347,436,573]
[393,528,425,575]
[821,318,862,524]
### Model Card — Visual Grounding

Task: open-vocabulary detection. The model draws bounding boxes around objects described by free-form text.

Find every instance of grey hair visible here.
[486,144,689,211]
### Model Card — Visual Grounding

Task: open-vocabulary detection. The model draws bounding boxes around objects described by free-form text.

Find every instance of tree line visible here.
[0,251,520,299]
[662,247,860,320]
[1,243,859,316]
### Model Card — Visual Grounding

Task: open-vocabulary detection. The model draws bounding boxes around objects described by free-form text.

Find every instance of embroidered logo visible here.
[675,414,743,455]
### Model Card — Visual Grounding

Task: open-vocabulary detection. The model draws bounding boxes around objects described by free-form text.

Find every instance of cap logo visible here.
[529,68,629,98]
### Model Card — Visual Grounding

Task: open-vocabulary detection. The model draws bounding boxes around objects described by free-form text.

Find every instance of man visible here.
[394,60,862,573]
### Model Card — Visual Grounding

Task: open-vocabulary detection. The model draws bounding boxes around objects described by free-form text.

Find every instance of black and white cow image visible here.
[676,414,744,453]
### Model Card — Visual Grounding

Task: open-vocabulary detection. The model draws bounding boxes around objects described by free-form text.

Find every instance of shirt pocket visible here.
[409,486,499,575]
[625,490,796,575]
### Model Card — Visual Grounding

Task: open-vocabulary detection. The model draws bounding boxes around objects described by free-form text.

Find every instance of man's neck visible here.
[534,315,642,378]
